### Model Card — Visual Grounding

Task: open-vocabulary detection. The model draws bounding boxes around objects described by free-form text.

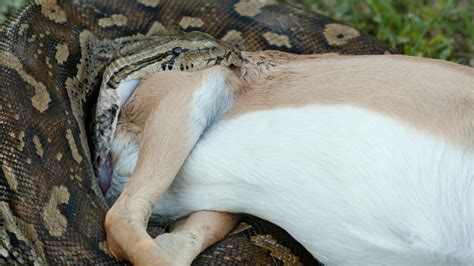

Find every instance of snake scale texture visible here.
[0,0,390,264]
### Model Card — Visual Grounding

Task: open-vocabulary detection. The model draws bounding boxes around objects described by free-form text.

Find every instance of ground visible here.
[1,0,473,65]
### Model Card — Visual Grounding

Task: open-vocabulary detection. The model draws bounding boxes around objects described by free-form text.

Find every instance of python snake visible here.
[0,0,390,264]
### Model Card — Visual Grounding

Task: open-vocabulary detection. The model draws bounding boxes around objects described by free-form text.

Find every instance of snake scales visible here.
[0,0,390,264]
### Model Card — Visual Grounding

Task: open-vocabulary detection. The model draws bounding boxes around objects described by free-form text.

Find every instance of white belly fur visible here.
[109,105,474,265]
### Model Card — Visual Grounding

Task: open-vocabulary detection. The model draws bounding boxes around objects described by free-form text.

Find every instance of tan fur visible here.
[229,52,474,148]
[105,52,474,265]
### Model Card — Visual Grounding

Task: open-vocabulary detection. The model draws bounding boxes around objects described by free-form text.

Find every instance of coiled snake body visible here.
[0,0,389,264]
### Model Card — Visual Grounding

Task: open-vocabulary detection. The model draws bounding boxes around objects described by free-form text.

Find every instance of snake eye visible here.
[172,47,182,56]
[211,46,225,57]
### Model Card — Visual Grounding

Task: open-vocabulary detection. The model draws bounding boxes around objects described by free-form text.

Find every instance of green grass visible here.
[1,0,473,65]
[0,0,29,24]
[283,0,474,65]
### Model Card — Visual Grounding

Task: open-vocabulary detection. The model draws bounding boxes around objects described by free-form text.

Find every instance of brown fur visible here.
[229,52,474,148]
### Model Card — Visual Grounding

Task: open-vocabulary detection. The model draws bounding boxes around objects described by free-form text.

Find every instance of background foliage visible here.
[0,0,29,24]
[1,0,473,65]
[283,0,474,65]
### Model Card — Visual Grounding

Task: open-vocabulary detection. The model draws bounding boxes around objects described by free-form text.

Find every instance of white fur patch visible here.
[105,130,140,205]
[117,79,140,109]
[191,67,234,138]
[156,105,474,265]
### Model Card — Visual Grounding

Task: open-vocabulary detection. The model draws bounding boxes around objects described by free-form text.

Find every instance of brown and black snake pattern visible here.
[0,0,390,264]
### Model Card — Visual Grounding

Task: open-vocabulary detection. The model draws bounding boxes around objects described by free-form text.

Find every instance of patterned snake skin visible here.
[0,0,390,264]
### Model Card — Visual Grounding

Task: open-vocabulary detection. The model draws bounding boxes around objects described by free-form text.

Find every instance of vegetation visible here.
[0,0,29,24]
[283,0,474,65]
[1,0,472,65]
